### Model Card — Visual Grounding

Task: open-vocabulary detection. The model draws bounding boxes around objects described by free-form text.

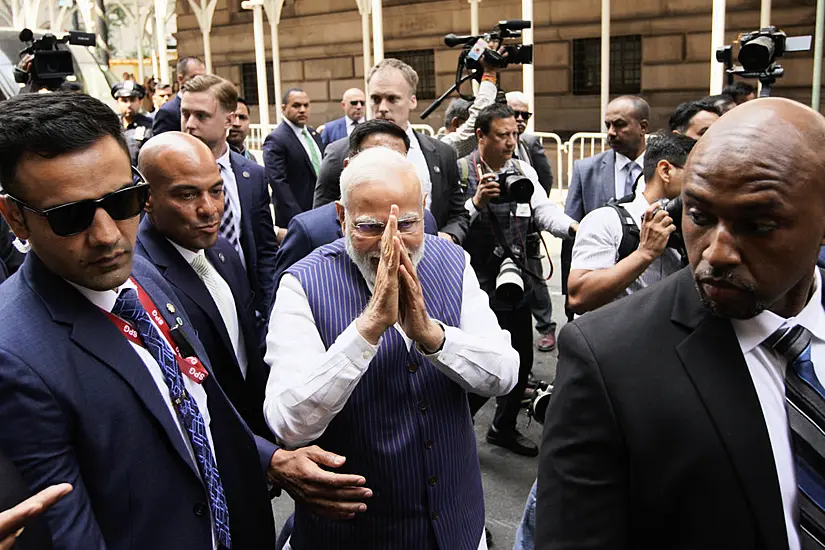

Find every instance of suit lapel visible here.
[229,152,258,268]
[416,132,442,200]
[281,122,315,174]
[601,150,616,203]
[672,270,788,548]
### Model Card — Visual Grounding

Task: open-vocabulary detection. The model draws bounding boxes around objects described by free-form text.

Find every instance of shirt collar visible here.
[216,146,231,172]
[66,278,137,313]
[349,117,365,126]
[167,238,202,264]
[405,124,420,149]
[731,268,825,354]
[285,118,306,134]
[616,151,645,172]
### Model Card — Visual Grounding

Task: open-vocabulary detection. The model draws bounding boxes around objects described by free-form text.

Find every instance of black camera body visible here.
[14,28,96,91]
[492,170,534,205]
[658,196,688,262]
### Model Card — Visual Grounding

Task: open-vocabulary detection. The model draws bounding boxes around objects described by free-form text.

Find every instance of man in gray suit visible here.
[561,96,649,315]
[507,91,559,351]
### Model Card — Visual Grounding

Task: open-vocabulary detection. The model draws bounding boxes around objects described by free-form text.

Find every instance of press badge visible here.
[515,203,531,217]
[134,126,147,141]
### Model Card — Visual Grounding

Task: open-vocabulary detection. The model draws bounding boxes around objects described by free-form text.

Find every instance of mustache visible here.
[694,267,756,293]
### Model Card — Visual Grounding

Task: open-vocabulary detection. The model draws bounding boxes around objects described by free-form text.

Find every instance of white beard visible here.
[345,230,426,287]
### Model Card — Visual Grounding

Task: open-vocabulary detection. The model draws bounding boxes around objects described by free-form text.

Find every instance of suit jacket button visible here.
[407,363,418,373]
[418,401,428,412]
[193,503,208,517]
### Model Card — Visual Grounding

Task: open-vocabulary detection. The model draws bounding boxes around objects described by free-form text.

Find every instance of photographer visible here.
[461,103,577,457]
[567,132,696,315]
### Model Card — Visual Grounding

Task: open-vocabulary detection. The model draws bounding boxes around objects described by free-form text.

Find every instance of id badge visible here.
[176,355,209,384]
[515,203,531,218]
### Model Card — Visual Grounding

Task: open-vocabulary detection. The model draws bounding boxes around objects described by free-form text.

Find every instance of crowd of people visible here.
[0,49,824,550]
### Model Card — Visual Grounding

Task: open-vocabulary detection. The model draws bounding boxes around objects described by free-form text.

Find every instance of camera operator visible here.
[111,80,153,166]
[461,103,577,457]
[567,132,696,315]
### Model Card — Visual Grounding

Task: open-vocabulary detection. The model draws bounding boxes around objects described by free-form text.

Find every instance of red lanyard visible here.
[102,280,208,384]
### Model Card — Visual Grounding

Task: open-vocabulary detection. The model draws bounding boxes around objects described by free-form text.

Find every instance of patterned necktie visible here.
[765,324,825,549]
[218,163,242,256]
[624,161,639,197]
[302,127,321,175]
[112,288,232,548]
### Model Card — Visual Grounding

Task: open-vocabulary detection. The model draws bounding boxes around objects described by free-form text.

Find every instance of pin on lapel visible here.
[434,166,441,174]
[166,303,176,314]
[218,252,226,263]
[242,171,250,178]
[176,317,184,326]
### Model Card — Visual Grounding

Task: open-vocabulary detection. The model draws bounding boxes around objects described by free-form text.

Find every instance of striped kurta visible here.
[286,235,486,550]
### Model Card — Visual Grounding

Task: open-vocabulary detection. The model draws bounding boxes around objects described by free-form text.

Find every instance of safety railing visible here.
[532,132,565,191]
[411,124,435,137]
[248,123,275,153]
[565,132,608,187]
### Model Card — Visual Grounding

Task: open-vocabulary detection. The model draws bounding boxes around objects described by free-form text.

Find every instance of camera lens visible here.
[739,35,776,72]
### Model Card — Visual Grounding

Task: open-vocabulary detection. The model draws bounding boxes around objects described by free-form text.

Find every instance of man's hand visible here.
[275,227,287,245]
[268,447,372,521]
[356,205,401,344]
[569,222,579,236]
[398,246,444,353]
[0,483,72,550]
[638,203,676,262]
[472,165,500,210]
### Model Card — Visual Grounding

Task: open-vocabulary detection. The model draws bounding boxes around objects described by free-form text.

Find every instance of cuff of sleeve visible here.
[464,198,480,222]
[425,323,461,365]
[340,321,380,367]
[416,320,447,357]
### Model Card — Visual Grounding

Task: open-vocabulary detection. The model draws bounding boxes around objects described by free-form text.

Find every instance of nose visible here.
[702,224,741,271]
[86,207,121,248]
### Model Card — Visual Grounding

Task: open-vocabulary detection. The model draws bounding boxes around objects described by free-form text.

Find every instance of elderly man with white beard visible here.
[264,146,519,550]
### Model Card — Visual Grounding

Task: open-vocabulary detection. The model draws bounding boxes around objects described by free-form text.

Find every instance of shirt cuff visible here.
[339,321,380,367]
[464,198,480,222]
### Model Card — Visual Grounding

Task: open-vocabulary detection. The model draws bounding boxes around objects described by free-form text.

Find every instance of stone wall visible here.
[174,0,821,132]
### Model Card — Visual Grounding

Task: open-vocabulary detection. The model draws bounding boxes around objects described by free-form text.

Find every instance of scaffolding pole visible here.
[264,0,286,125]
[357,0,372,104]
[372,0,384,64]
[600,0,610,128]
[242,0,270,127]
[522,0,534,132]
[709,0,726,95]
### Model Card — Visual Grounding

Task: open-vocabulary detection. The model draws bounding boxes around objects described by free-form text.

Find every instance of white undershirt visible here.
[345,116,365,136]
[731,268,825,550]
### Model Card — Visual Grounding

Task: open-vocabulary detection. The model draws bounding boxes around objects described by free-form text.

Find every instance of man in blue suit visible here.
[0,92,278,549]
[151,56,205,136]
[272,119,438,296]
[321,88,366,146]
[181,75,278,317]
[136,133,272,438]
[263,88,325,227]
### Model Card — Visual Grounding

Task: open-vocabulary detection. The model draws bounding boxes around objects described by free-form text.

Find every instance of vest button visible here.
[418,401,428,412]
[432,512,439,521]
[424,440,433,450]
[193,503,207,517]
[428,476,437,486]
[407,364,418,373]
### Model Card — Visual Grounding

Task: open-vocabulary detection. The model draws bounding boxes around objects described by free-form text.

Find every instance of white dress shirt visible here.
[346,116,365,136]
[463,158,575,240]
[69,278,219,548]
[263,249,518,448]
[730,268,825,550]
[571,191,682,298]
[169,241,249,378]
[215,146,246,266]
[439,80,497,159]
[405,124,434,209]
[613,151,646,199]
[284,118,323,171]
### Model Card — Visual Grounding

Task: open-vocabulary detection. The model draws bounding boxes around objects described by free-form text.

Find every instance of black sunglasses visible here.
[513,110,532,121]
[349,100,366,106]
[6,167,149,237]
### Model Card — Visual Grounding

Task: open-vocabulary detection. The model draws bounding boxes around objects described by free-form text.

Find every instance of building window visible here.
[572,35,641,95]
[385,49,436,100]
[241,63,276,105]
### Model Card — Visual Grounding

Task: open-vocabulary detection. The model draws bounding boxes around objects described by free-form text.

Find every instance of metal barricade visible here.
[565,132,608,187]
[411,124,435,137]
[532,132,565,191]
[247,123,275,155]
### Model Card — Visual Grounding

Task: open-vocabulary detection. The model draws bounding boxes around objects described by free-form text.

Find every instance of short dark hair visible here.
[702,93,736,110]
[236,97,249,109]
[722,81,756,103]
[176,56,204,79]
[611,95,651,122]
[643,131,697,181]
[282,88,305,105]
[668,101,720,133]
[0,93,129,197]
[444,98,471,129]
[347,119,410,157]
[475,103,515,135]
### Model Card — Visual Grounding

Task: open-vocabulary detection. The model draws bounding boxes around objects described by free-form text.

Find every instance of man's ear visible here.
[640,119,650,134]
[0,195,30,241]
[144,188,154,215]
[335,201,346,226]
[410,94,417,111]
[343,157,350,169]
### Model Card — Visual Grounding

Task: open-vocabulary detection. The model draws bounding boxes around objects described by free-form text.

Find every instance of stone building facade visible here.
[173,0,820,134]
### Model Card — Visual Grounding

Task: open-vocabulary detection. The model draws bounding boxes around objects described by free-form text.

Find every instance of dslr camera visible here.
[14,28,96,92]
[492,170,534,205]
[655,197,688,262]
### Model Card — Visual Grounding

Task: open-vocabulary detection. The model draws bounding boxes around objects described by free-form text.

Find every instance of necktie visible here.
[218,163,242,256]
[765,324,825,549]
[624,161,639,197]
[112,288,232,547]
[190,254,245,376]
[302,127,321,175]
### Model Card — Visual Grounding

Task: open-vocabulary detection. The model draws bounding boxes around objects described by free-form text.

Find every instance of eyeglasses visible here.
[513,110,532,121]
[352,218,422,237]
[5,167,149,237]
[349,100,366,106]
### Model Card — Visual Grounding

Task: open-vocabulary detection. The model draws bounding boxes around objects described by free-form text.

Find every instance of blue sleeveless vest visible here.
[286,235,485,550]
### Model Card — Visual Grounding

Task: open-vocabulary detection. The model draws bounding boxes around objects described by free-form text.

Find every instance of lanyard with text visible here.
[103,280,209,385]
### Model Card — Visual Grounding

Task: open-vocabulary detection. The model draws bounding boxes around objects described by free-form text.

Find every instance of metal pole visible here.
[360,3,371,102]
[135,0,145,83]
[758,0,770,95]
[249,3,270,127]
[202,28,212,72]
[154,0,169,83]
[48,0,55,31]
[814,0,824,111]
[470,0,480,94]
[372,0,384,64]
[600,0,610,129]
[270,16,281,125]
[522,0,534,132]
[709,0,726,95]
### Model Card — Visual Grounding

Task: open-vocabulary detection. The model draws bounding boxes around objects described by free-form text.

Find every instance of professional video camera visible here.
[715,26,811,97]
[14,28,96,92]
[420,19,533,119]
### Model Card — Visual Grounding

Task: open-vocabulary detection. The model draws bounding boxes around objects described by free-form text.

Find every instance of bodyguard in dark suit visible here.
[181,75,278,316]
[151,56,205,136]
[263,88,325,226]
[538,99,825,549]
[320,88,366,146]
[135,133,272,438]
[313,58,469,244]
[0,93,277,549]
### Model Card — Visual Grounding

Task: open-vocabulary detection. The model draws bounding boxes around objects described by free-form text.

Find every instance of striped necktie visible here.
[218,163,242,256]
[112,288,232,547]
[765,324,825,549]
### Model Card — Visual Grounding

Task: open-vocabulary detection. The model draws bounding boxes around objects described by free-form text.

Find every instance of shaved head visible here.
[683,98,825,319]
[139,132,224,251]
[342,88,366,122]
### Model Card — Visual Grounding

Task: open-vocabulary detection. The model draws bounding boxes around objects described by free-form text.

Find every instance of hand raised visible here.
[639,204,676,261]
[356,205,401,344]
[398,246,444,353]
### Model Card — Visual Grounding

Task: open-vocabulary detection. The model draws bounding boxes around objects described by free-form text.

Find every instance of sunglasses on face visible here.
[6,167,149,237]
[352,218,422,238]
[513,111,533,121]
[349,100,366,106]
